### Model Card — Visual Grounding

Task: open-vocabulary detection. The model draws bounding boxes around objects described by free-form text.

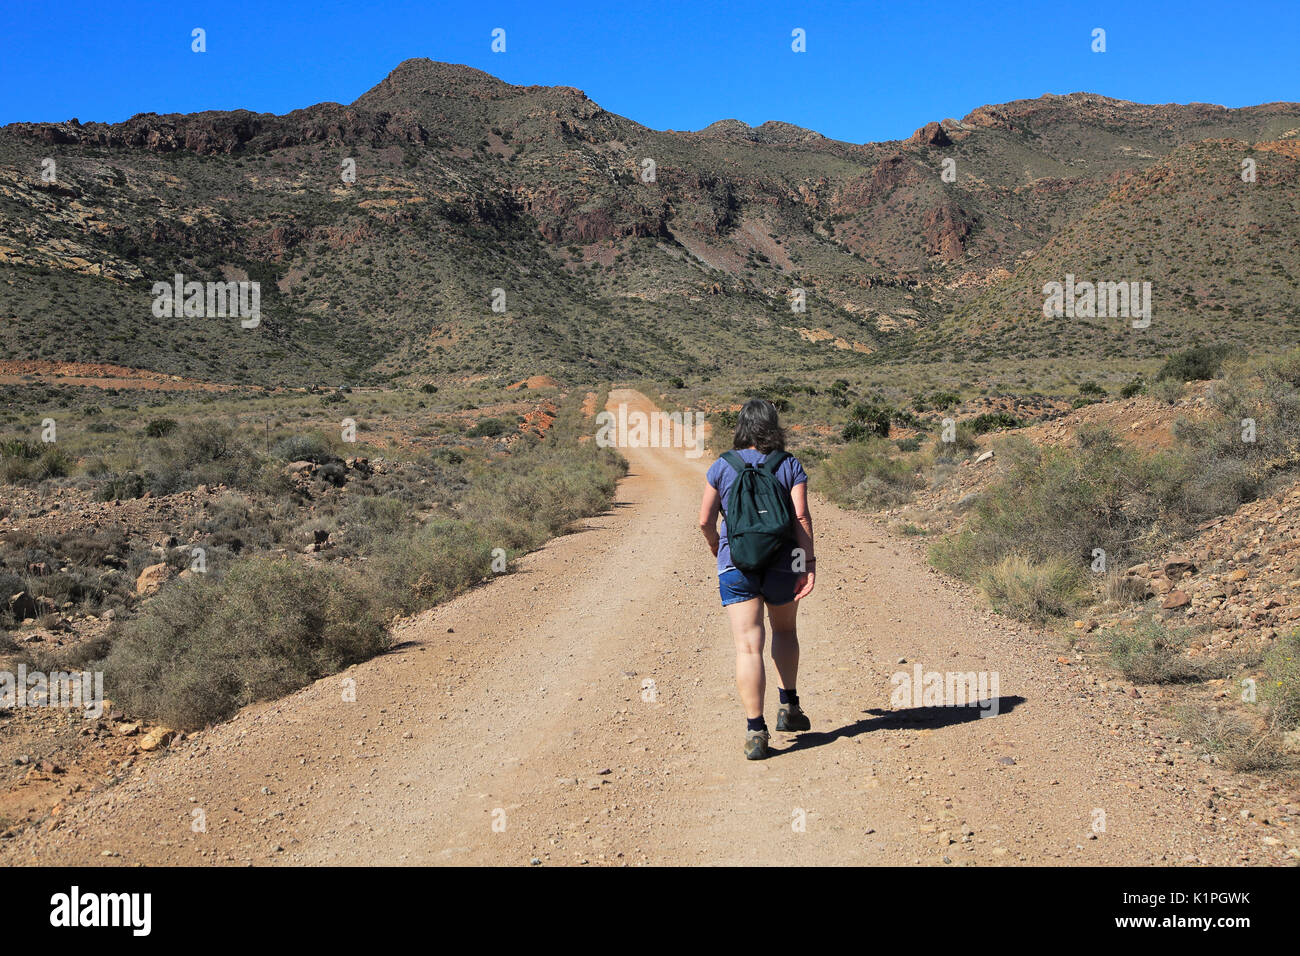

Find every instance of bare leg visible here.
[725,598,766,719]
[767,599,800,692]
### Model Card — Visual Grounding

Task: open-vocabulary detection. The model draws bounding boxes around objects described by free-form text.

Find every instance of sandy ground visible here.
[2,389,1291,866]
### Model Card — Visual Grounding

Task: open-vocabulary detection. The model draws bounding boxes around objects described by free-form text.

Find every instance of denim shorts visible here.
[719,567,799,607]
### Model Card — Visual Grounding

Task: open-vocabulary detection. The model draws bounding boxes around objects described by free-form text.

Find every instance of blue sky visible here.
[2,0,1296,142]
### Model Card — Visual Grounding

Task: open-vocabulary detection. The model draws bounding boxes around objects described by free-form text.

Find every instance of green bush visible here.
[1106,619,1233,684]
[371,519,496,613]
[929,429,1160,596]
[145,418,179,438]
[1261,630,1300,727]
[143,421,266,495]
[979,554,1085,622]
[467,418,509,438]
[1156,344,1240,383]
[338,495,413,552]
[914,390,960,412]
[968,411,1023,435]
[104,557,389,729]
[0,441,71,483]
[817,438,922,509]
[843,401,892,440]
[271,431,335,463]
[95,472,147,501]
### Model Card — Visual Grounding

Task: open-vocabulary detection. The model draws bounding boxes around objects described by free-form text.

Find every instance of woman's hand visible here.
[793,570,815,601]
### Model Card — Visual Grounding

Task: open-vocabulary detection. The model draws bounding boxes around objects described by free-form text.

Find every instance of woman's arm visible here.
[698,482,721,557]
[790,482,816,600]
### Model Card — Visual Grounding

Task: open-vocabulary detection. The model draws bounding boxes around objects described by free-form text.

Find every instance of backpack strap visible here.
[760,450,789,474]
[720,450,750,475]
[718,451,751,520]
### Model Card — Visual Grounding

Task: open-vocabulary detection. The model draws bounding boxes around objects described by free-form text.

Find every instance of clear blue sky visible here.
[2,0,1296,142]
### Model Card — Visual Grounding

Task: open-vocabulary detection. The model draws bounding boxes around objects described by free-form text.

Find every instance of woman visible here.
[698,399,815,760]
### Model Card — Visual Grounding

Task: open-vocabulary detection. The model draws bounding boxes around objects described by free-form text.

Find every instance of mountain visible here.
[915,137,1300,364]
[1,60,1298,386]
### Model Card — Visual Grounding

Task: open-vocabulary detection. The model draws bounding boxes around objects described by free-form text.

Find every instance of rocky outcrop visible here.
[922,203,975,261]
[908,121,952,147]
[1107,482,1300,655]
[10,104,430,156]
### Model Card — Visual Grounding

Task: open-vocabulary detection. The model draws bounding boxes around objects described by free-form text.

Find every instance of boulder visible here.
[135,563,173,596]
[7,591,38,619]
[138,727,177,752]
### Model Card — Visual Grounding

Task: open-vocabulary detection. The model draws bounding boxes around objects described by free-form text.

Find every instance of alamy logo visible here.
[151,273,261,328]
[595,404,706,459]
[50,886,151,936]
[1,665,103,719]
[1042,274,1151,328]
[890,663,1001,717]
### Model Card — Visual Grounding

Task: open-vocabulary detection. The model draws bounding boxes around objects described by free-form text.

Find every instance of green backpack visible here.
[720,450,795,572]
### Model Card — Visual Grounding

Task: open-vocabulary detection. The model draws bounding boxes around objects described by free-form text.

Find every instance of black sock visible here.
[779,688,799,707]
[746,716,767,732]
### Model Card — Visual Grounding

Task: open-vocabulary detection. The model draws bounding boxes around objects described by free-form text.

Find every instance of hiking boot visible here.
[744,728,770,760]
[776,704,811,732]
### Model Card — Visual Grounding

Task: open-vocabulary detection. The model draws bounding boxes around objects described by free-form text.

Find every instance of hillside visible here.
[2,61,1299,386]
[916,138,1300,363]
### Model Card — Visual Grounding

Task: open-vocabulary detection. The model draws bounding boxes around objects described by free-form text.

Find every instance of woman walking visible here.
[698,399,816,760]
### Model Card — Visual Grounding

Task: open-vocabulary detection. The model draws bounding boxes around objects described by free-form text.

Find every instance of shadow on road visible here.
[771,696,1027,756]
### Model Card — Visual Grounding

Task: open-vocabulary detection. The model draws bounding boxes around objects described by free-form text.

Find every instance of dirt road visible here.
[2,389,1286,865]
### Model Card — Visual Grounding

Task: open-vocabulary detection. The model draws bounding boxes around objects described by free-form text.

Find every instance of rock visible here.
[285,460,315,475]
[7,591,38,619]
[114,721,142,737]
[135,563,173,596]
[1164,557,1198,577]
[1227,568,1249,583]
[137,727,176,752]
[974,450,994,465]
[1162,591,1191,609]
[908,121,952,147]
[318,461,347,486]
